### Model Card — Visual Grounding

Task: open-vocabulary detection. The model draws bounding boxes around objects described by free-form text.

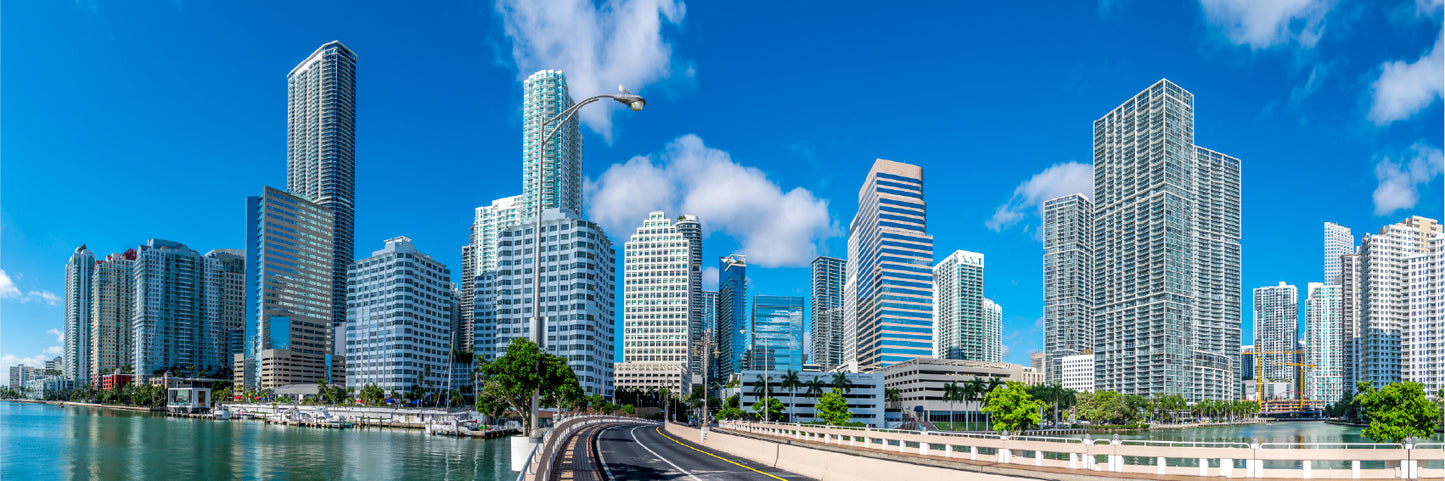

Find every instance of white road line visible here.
[629,424,702,481]
[597,425,620,481]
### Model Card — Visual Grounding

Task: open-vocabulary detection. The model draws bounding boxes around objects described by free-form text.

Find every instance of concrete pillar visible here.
[863,437,870,450]
[970,445,977,461]
[1036,449,1043,466]
[1000,448,1010,464]
[1302,460,1310,479]
[1158,456,1166,475]
[920,442,929,456]
[1069,452,1077,469]
[1221,459,1232,478]
[1351,460,1360,479]
[899,440,905,453]
[945,444,952,458]
[1198,458,1207,477]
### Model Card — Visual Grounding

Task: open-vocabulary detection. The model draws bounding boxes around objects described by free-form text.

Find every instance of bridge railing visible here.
[721,420,1445,479]
[517,414,646,481]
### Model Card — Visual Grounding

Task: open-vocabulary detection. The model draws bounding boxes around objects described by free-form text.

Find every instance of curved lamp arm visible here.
[536,92,646,152]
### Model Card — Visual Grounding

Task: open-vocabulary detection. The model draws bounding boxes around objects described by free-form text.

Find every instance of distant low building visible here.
[1059,354,1094,392]
[99,373,134,390]
[879,357,1042,422]
[25,377,75,399]
[614,361,691,397]
[737,370,884,427]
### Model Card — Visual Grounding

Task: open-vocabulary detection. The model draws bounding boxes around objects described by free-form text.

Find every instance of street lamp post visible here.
[527,87,645,440]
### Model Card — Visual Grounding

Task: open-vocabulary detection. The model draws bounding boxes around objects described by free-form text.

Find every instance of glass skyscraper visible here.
[240,187,336,390]
[286,40,357,342]
[521,70,583,219]
[716,254,749,377]
[749,296,804,373]
[1042,193,1094,385]
[845,159,934,371]
[934,250,997,362]
[1093,80,1241,401]
[809,256,846,370]
[64,245,95,384]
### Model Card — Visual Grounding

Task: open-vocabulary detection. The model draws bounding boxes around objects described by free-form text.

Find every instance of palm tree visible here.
[804,378,827,400]
[829,371,852,394]
[779,370,802,422]
[963,377,985,430]
[942,382,961,425]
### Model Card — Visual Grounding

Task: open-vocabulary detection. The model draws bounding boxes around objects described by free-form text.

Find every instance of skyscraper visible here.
[675,215,704,376]
[286,40,358,341]
[620,212,696,376]
[809,256,846,370]
[716,254,749,377]
[1359,216,1442,386]
[701,290,719,381]
[1404,230,1443,393]
[521,70,583,219]
[347,237,453,393]
[846,159,934,371]
[748,296,804,372]
[1324,222,1355,285]
[1093,80,1241,401]
[90,250,135,382]
[1253,282,1298,385]
[472,209,615,397]
[239,187,336,390]
[461,195,523,348]
[934,250,997,362]
[64,245,95,384]
[1340,253,1362,387]
[134,240,243,379]
[1042,193,1094,385]
[1304,282,1345,404]
[203,249,247,376]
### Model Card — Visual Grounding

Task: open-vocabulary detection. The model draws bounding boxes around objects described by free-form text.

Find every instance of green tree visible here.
[982,381,1046,435]
[474,338,584,434]
[752,397,784,422]
[779,370,802,422]
[1354,381,1441,443]
[815,388,852,426]
[804,378,827,399]
[829,371,852,394]
[718,406,746,420]
[963,377,984,429]
[942,382,961,424]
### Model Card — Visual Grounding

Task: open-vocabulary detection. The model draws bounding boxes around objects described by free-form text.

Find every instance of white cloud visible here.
[986,162,1094,232]
[43,346,63,357]
[0,354,50,386]
[0,270,61,305]
[47,329,65,345]
[586,134,837,268]
[495,0,686,138]
[1199,0,1332,49]
[702,266,719,291]
[1368,33,1444,125]
[0,270,19,300]
[1372,142,1444,215]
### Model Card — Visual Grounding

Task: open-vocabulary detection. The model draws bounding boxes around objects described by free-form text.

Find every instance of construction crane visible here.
[1252,350,1318,413]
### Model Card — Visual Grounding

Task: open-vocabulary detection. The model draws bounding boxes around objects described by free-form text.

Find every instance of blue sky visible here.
[2,0,1442,382]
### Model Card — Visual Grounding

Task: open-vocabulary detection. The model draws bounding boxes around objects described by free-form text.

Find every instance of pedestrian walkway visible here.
[549,424,606,481]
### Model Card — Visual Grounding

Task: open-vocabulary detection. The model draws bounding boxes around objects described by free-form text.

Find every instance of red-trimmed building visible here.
[99,373,134,390]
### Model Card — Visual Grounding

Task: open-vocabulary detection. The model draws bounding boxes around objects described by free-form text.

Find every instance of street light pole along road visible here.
[527,86,645,440]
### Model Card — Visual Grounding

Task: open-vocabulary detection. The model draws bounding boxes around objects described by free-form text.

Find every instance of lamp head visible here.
[613,86,646,111]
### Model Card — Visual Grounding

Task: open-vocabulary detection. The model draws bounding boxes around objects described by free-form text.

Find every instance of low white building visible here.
[737,370,883,427]
[879,357,1042,422]
[614,361,691,396]
[1060,354,1095,392]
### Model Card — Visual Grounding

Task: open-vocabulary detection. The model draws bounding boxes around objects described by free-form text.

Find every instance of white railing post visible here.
[999,435,1011,464]
[920,441,929,456]
[1402,441,1415,480]
[1158,456,1166,475]
[1302,459,1311,479]
[1351,459,1360,479]
[1222,458,1233,478]
[1110,435,1122,472]
[945,444,952,458]
[1070,452,1077,469]
[970,444,977,461]
[1199,458,1208,477]
[1036,449,1043,466]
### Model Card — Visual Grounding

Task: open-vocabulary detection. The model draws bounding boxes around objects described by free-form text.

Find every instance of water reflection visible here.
[1,403,514,481]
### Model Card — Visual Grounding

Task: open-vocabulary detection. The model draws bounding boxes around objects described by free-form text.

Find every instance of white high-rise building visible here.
[286,40,358,336]
[676,215,704,376]
[934,250,997,362]
[1060,353,1096,392]
[473,209,615,397]
[134,239,243,380]
[810,256,846,370]
[1042,193,1094,385]
[460,195,523,348]
[1324,222,1355,285]
[90,250,136,382]
[1404,226,1444,393]
[617,211,697,394]
[1253,282,1298,385]
[1304,283,1345,404]
[64,245,96,384]
[1359,216,1442,386]
[842,217,860,372]
[521,70,583,219]
[347,237,453,393]
[1093,80,1241,401]
[1341,253,1363,387]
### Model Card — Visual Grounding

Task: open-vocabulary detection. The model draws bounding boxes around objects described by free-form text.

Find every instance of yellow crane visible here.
[1252,350,1318,413]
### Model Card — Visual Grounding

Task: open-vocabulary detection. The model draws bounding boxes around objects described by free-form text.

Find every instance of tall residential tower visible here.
[809,256,846,370]
[934,250,997,362]
[521,70,583,219]
[1042,193,1094,385]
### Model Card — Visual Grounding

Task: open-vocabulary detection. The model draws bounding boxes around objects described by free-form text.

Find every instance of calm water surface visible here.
[0,402,514,480]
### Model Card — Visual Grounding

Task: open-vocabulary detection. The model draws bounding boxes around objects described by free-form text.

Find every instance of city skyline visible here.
[4,1,1444,379]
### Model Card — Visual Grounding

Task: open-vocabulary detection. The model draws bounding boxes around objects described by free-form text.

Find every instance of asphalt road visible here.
[595,423,816,481]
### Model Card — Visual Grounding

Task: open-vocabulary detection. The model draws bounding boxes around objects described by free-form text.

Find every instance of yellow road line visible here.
[653,426,788,481]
